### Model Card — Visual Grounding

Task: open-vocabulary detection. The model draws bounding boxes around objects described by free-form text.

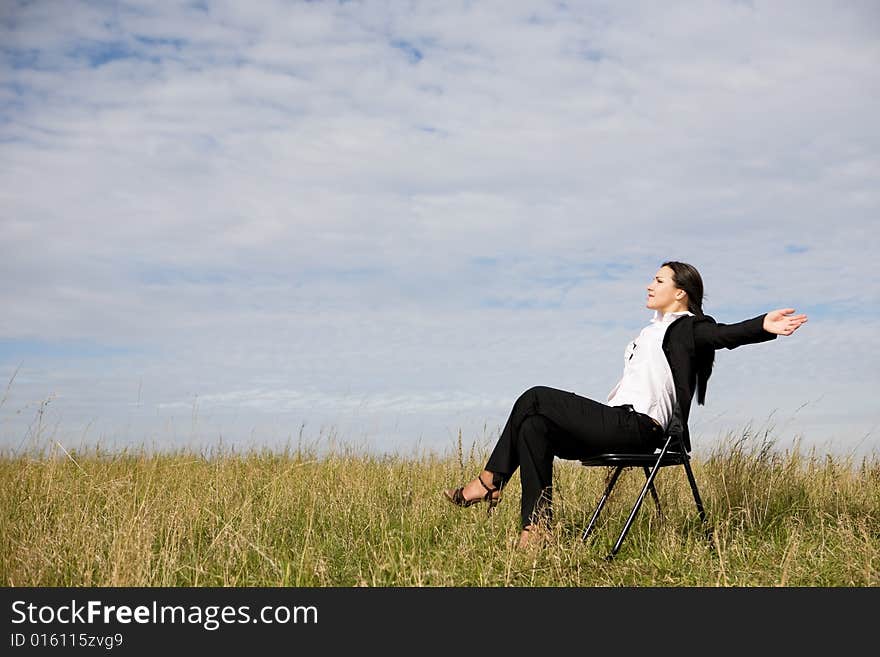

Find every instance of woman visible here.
[443,261,808,549]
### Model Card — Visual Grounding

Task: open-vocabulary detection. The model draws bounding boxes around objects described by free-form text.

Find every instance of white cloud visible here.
[1,0,878,456]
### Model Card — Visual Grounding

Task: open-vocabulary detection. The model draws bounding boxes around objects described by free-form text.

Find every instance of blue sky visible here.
[1,0,879,457]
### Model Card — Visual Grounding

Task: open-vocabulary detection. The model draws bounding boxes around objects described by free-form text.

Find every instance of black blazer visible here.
[662,313,778,451]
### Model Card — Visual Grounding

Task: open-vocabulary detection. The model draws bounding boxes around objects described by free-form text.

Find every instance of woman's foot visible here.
[517,523,551,550]
[443,471,502,509]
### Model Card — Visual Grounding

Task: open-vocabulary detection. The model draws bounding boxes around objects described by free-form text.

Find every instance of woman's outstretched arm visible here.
[693,309,807,350]
[762,308,809,336]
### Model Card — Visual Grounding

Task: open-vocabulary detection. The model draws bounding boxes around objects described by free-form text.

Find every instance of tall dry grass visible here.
[1,430,877,586]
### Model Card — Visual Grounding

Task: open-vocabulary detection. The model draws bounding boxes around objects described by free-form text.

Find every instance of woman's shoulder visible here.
[669,313,716,329]
[665,314,716,350]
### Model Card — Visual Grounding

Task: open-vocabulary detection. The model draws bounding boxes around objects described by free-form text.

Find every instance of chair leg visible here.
[643,466,663,518]
[682,457,712,542]
[581,466,624,542]
[607,440,673,560]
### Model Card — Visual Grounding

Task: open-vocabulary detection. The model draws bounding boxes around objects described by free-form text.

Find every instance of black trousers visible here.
[484,385,664,529]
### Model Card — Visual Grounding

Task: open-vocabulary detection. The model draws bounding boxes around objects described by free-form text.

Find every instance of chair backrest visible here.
[666,400,688,453]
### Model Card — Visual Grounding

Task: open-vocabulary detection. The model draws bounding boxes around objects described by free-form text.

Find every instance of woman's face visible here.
[646,266,685,313]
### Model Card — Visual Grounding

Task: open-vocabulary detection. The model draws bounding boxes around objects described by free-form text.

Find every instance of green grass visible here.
[1,431,877,586]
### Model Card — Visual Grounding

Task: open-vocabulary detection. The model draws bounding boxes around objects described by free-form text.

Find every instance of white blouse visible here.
[606,309,694,430]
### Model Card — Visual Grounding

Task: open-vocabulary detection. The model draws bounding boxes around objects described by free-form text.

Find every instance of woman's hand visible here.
[763,308,809,336]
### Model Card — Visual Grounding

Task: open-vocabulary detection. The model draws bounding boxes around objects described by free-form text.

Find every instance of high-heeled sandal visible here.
[444,474,501,515]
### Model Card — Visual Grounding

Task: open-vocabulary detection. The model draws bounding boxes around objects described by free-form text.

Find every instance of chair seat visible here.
[580,451,689,467]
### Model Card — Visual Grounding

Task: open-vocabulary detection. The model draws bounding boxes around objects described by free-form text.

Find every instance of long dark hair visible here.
[661,260,705,317]
[662,260,712,405]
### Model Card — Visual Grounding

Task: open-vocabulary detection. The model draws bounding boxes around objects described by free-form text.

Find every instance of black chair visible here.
[580,410,710,560]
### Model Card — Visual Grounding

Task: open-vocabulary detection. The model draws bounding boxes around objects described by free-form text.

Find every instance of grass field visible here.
[1,429,877,586]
